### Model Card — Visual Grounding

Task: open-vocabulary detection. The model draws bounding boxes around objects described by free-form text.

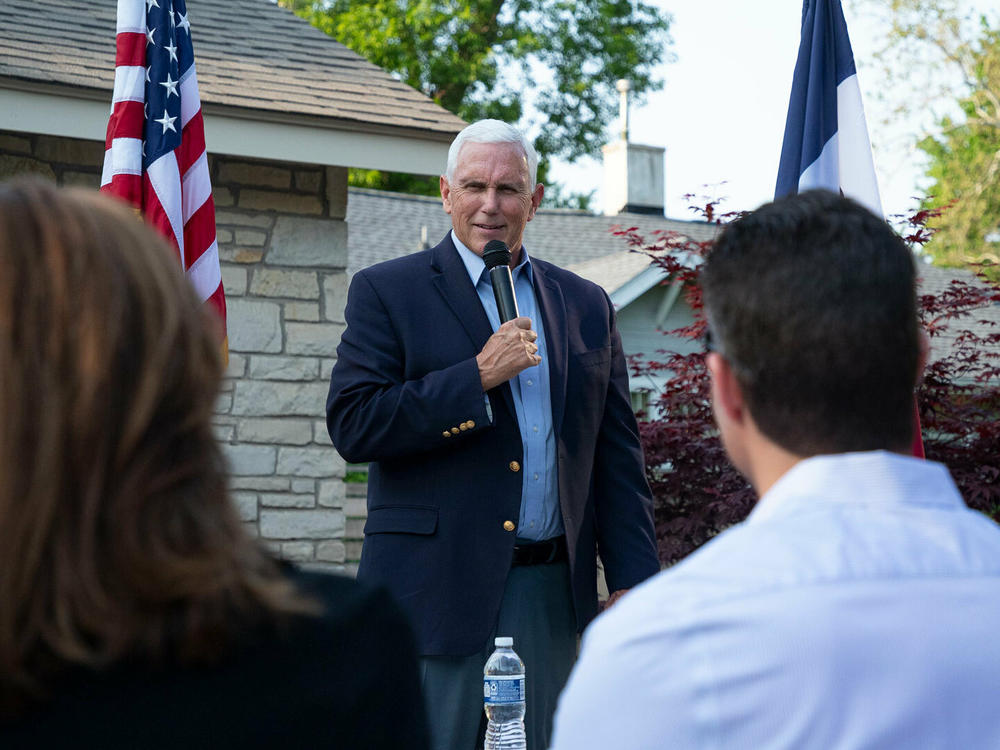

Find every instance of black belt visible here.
[511,536,567,566]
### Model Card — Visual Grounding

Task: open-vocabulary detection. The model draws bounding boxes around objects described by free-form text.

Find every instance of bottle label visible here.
[483,675,525,704]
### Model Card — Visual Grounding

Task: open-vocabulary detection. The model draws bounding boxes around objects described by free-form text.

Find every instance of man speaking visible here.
[326,119,659,750]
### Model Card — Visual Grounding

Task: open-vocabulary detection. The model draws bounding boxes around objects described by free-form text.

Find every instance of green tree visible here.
[917,19,1000,269]
[277,0,672,203]
[854,1,1000,269]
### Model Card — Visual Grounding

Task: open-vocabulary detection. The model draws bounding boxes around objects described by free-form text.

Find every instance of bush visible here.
[622,200,1000,566]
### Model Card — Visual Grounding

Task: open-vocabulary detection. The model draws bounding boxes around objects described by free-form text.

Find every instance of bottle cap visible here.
[494,636,513,647]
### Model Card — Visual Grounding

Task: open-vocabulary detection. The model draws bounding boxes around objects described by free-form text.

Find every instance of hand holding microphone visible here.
[475,241,541,391]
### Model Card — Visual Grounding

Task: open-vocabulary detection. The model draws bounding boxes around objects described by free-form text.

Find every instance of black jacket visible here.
[1,570,427,749]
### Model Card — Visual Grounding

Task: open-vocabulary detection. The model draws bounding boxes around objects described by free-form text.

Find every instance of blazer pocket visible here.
[575,346,611,369]
[364,505,438,535]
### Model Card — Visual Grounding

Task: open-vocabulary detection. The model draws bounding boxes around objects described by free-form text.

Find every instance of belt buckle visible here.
[512,537,562,565]
[541,539,558,564]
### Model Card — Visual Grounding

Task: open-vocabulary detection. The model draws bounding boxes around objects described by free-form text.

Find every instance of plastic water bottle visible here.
[483,636,526,750]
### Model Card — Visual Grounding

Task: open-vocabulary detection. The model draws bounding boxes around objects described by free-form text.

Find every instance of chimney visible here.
[602,79,665,216]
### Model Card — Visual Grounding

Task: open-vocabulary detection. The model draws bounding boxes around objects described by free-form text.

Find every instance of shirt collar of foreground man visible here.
[549,189,1000,750]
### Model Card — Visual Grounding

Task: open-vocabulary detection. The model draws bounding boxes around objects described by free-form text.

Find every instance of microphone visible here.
[482,240,519,323]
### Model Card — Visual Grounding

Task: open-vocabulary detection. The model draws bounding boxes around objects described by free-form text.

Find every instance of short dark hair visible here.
[701,189,920,455]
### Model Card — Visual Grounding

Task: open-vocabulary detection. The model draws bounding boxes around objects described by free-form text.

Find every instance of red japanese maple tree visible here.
[620,200,1000,566]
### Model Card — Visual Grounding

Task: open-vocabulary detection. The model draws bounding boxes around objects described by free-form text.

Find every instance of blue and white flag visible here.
[775,0,925,458]
[774,0,882,217]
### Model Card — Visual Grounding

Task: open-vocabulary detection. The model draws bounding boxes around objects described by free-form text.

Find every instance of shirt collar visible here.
[747,450,965,525]
[451,230,532,288]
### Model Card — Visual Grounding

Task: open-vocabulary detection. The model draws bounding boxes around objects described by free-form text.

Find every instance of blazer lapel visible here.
[532,261,568,437]
[429,236,493,348]
[429,235,517,419]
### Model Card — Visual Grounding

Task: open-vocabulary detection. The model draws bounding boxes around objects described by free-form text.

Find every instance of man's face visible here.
[440,140,544,260]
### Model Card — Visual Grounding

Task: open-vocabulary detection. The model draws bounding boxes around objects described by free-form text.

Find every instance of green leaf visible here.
[277,0,672,193]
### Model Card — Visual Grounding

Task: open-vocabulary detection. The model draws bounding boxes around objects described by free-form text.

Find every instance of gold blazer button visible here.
[503,520,516,532]
[509,461,520,472]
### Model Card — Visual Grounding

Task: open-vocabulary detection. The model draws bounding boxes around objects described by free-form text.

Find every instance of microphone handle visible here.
[489,266,520,323]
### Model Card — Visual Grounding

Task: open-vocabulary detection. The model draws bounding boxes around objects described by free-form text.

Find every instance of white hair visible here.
[445,119,539,188]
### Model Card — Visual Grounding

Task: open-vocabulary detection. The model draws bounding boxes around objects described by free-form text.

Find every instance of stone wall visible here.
[212,153,351,574]
[0,130,355,574]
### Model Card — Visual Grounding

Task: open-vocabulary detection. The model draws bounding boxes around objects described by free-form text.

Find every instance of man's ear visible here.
[440,175,452,214]
[707,351,746,427]
[527,182,544,220]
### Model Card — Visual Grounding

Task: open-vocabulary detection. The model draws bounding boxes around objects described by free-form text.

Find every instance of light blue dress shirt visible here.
[552,451,1000,749]
[452,231,562,542]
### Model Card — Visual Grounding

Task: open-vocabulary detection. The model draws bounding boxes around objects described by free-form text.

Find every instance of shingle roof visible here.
[567,250,656,296]
[0,0,464,138]
[918,261,983,297]
[916,262,1000,361]
[345,187,717,275]
[526,206,718,267]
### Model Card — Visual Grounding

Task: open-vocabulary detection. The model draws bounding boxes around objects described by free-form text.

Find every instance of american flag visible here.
[775,0,924,457]
[101,0,227,340]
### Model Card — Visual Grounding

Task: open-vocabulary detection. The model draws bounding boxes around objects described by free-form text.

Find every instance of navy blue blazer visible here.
[327,234,659,656]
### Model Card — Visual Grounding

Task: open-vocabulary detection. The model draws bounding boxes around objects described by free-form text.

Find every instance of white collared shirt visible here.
[552,451,1000,749]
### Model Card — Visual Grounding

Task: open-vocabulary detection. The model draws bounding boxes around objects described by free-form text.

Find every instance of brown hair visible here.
[0,179,314,715]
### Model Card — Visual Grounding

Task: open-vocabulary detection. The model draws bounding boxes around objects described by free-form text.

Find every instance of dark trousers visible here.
[420,560,577,750]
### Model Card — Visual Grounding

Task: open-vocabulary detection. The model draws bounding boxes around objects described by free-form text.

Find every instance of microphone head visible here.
[482,240,511,270]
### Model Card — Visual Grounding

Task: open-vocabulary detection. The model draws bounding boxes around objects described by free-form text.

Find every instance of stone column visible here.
[213,156,353,573]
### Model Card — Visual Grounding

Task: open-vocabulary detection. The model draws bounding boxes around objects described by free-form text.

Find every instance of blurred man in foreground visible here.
[551,190,1000,749]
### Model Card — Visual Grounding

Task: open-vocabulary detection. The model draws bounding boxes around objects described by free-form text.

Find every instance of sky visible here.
[547,0,936,221]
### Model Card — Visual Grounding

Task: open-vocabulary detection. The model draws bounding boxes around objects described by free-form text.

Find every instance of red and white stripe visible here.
[101,0,226,332]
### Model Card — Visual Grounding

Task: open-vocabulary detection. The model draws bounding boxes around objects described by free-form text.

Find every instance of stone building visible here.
[0,0,464,574]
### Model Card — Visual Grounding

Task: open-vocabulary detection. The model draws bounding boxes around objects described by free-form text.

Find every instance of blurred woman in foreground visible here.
[0,179,427,748]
